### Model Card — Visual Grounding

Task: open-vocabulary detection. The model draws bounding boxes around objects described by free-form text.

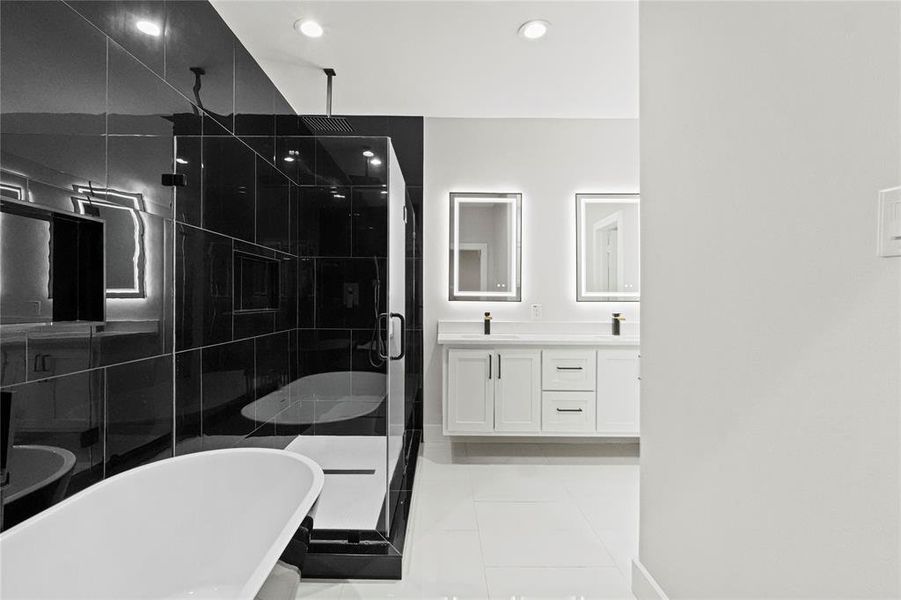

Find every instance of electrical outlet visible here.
[530,304,543,320]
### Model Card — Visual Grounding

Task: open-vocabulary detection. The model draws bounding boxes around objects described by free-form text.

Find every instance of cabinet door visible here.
[447,349,494,433]
[495,350,541,432]
[596,349,640,435]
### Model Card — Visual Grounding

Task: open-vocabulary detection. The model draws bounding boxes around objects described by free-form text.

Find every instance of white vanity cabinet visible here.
[439,325,640,438]
[446,348,541,433]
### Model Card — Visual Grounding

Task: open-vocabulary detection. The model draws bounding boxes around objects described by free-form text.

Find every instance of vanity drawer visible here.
[542,392,596,433]
[542,350,596,391]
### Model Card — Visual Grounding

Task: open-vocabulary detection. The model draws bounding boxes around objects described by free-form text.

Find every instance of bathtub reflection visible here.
[241,371,386,426]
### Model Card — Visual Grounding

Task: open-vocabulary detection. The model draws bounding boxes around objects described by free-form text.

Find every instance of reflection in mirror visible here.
[576,194,640,302]
[449,192,521,302]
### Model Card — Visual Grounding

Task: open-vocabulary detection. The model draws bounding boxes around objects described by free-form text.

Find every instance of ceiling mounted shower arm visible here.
[324,68,336,118]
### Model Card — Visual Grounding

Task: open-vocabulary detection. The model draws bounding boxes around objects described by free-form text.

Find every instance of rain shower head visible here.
[301,68,354,134]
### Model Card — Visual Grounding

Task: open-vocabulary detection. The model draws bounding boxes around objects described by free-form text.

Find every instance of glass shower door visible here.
[380,140,406,536]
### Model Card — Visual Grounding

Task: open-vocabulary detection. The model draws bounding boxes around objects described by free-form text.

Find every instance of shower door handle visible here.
[377,313,390,360]
[389,313,406,360]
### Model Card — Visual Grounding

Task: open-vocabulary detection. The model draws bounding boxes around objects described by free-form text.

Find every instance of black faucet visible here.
[612,313,625,336]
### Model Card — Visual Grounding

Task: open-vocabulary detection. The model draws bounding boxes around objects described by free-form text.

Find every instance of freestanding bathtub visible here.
[0,448,324,600]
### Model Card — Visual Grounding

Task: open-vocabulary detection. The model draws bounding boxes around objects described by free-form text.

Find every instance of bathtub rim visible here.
[0,448,325,600]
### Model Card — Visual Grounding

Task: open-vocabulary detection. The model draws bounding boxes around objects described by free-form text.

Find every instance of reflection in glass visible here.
[576,194,640,301]
[449,192,522,302]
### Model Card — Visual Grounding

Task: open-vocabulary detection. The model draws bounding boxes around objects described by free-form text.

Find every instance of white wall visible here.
[423,117,639,441]
[639,2,901,597]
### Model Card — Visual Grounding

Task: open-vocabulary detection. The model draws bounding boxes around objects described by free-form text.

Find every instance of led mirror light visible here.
[294,19,323,38]
[518,20,549,40]
[136,20,162,37]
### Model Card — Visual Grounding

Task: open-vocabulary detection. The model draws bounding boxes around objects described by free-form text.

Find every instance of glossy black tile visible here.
[6,368,105,500]
[254,331,290,403]
[96,213,172,366]
[0,331,27,387]
[26,325,93,382]
[298,329,351,378]
[106,135,174,217]
[298,259,315,328]
[275,137,316,186]
[315,258,386,329]
[174,135,202,226]
[203,135,255,241]
[277,256,298,332]
[176,224,233,350]
[234,311,275,340]
[1,1,107,189]
[352,188,388,258]
[105,354,173,476]
[175,349,202,455]
[316,137,388,187]
[70,1,167,77]
[297,187,351,257]
[406,187,422,259]
[201,338,254,442]
[256,158,291,251]
[165,0,234,131]
[387,117,424,187]
[108,39,200,136]
[350,330,388,375]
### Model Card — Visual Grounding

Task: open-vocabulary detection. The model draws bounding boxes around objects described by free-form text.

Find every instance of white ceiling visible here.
[211,1,639,119]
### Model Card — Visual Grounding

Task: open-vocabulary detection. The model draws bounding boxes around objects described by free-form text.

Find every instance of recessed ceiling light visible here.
[175,157,188,165]
[283,156,296,163]
[136,20,162,37]
[518,19,549,40]
[294,19,323,38]
[369,158,382,166]
[362,148,374,158]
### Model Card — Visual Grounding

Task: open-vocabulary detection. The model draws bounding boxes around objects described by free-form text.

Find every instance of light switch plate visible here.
[530,304,543,320]
[877,186,901,257]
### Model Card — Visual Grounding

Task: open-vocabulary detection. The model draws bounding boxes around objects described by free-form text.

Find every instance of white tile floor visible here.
[295,441,639,599]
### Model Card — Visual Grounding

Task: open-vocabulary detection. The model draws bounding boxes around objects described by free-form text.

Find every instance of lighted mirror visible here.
[449,192,521,302]
[576,193,640,302]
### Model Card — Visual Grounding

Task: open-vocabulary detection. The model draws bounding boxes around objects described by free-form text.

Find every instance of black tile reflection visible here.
[352,188,388,258]
[203,135,255,241]
[256,158,290,251]
[316,258,385,329]
[316,138,388,187]
[108,40,200,136]
[105,354,173,476]
[96,212,172,366]
[27,325,93,381]
[0,2,106,141]
[298,259,315,328]
[7,368,104,501]
[165,0,234,131]
[176,225,233,350]
[175,135,202,225]
[0,134,107,192]
[350,330,387,375]
[71,1,167,77]
[297,187,351,257]
[175,349,202,454]
[0,332,27,387]
[234,311,275,340]
[277,256,298,332]
[201,338,254,441]
[387,117,424,187]
[406,187,422,259]
[275,137,315,186]
[298,330,350,377]
[254,331,289,403]
[107,135,174,216]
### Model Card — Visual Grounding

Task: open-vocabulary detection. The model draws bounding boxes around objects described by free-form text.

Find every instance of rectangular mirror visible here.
[449,192,521,301]
[577,193,640,302]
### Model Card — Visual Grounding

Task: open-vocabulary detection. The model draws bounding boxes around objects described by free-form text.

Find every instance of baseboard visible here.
[632,559,669,600]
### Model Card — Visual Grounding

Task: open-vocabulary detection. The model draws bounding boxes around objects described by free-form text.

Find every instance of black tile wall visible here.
[0,0,300,530]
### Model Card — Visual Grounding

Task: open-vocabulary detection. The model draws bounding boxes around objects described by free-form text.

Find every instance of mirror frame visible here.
[576,193,640,302]
[448,192,522,302]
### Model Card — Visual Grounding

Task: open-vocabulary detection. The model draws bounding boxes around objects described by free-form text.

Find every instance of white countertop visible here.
[437,320,639,346]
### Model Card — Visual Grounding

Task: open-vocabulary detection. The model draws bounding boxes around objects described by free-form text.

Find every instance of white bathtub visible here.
[241,371,385,426]
[0,448,324,600]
